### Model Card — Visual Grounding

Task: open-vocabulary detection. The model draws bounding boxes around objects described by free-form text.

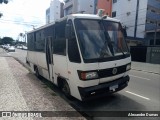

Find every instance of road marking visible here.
[9,52,18,54]
[129,75,150,81]
[125,91,150,100]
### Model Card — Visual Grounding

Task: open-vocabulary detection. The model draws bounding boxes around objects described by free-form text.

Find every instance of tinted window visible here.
[68,39,81,63]
[53,20,66,55]
[67,20,81,63]
[35,30,45,52]
[74,19,129,61]
[27,33,35,51]
[112,11,116,17]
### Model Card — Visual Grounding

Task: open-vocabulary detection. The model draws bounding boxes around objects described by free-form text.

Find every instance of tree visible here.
[0,37,2,45]
[0,0,8,4]
[0,0,8,18]
[0,13,2,17]
[1,37,14,45]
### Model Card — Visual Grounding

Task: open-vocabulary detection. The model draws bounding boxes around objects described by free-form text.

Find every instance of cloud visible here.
[0,0,50,39]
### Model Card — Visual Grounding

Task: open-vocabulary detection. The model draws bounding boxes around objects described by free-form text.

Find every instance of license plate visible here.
[109,85,118,91]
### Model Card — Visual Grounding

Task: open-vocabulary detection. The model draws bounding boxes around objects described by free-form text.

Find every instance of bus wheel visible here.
[62,80,71,98]
[35,67,40,78]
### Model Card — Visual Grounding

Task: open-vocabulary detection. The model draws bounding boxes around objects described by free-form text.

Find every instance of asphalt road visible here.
[2,48,160,120]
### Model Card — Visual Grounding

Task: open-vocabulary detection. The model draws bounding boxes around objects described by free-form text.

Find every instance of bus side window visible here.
[53,20,66,56]
[67,20,81,63]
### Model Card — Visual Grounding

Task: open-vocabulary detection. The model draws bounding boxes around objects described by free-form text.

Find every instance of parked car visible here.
[17,45,23,49]
[5,45,10,50]
[8,46,15,52]
[22,45,27,50]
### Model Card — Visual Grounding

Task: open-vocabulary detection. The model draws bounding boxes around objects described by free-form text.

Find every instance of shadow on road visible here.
[25,74,146,119]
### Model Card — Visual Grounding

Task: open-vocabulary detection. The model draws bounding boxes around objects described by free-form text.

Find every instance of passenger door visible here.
[45,37,54,82]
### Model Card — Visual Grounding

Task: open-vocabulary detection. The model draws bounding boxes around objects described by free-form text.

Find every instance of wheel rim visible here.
[36,68,39,77]
[62,81,70,96]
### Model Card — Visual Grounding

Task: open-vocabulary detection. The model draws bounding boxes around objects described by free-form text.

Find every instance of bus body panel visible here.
[98,57,131,83]
[26,14,131,101]
[53,55,68,84]
[27,51,48,70]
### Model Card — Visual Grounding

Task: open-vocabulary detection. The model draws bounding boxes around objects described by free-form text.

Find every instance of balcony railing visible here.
[146,11,160,21]
[146,23,160,31]
[148,0,160,9]
[63,0,73,9]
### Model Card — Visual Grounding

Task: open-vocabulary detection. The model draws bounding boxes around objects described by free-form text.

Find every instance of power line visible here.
[1,11,46,20]
[0,18,44,26]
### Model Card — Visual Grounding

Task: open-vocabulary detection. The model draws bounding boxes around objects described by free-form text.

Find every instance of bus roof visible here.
[70,14,120,22]
[27,14,120,34]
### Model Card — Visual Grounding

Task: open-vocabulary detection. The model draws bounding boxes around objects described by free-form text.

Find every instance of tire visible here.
[35,67,40,78]
[62,80,71,99]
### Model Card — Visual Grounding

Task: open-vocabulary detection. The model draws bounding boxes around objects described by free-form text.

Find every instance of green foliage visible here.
[0,0,8,18]
[0,0,8,4]
[0,13,2,18]
[0,37,14,45]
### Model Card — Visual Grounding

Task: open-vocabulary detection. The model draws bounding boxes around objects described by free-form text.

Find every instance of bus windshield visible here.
[74,19,129,61]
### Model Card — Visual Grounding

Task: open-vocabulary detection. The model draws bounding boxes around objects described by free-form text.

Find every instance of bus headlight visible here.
[78,71,99,80]
[126,64,131,71]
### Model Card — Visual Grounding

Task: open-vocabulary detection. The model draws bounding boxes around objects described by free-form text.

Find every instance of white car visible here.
[22,46,28,50]
[8,46,15,52]
[17,46,23,49]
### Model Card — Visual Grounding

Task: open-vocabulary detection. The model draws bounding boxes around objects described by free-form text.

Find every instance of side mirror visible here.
[65,24,72,39]
[122,26,127,37]
[123,28,127,37]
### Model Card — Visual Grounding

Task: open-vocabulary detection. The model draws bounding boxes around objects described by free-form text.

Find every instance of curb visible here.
[12,56,89,119]
[131,68,160,75]
[12,57,32,73]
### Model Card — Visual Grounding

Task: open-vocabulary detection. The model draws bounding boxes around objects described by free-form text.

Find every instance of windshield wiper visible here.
[99,40,114,57]
[111,41,126,56]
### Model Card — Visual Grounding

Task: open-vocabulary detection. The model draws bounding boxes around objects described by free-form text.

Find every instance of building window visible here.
[112,11,116,17]
[151,9,155,13]
[113,0,117,3]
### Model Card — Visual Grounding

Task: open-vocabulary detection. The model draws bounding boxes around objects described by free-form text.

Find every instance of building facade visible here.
[97,0,112,17]
[63,0,97,16]
[145,0,160,45]
[112,0,160,46]
[46,0,63,24]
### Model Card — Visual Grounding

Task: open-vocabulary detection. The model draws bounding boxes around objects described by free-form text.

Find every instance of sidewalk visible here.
[131,61,160,75]
[0,57,86,119]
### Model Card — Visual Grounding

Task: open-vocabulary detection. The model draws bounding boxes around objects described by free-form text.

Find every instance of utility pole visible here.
[154,21,158,46]
[134,0,140,38]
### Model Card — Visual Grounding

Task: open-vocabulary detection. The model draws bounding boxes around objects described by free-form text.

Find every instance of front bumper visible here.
[78,76,130,101]
[8,49,15,52]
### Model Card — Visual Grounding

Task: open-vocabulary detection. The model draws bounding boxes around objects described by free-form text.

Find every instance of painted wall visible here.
[64,0,95,15]
[46,8,50,24]
[112,0,148,38]
[46,0,61,23]
[50,0,61,22]
[97,0,112,16]
[77,0,95,14]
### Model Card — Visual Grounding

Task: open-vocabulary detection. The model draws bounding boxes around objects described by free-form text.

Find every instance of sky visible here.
[0,0,65,40]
